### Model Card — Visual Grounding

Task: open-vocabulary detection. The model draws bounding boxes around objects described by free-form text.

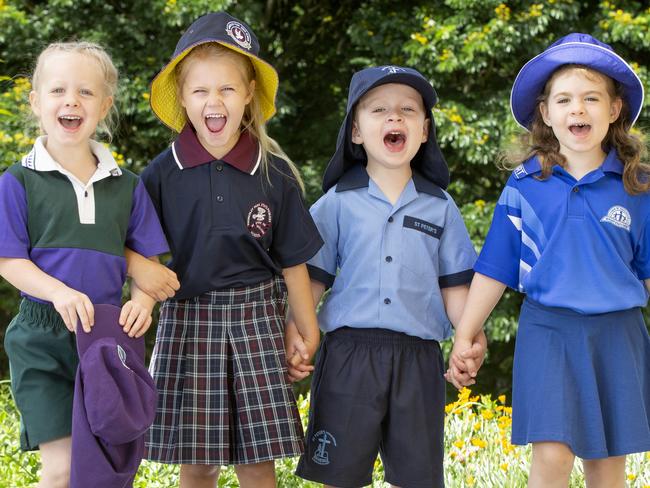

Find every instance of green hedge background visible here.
[0,0,649,399]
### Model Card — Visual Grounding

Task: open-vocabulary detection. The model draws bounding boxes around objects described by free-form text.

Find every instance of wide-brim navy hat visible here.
[151,11,279,132]
[511,32,644,130]
[322,65,449,192]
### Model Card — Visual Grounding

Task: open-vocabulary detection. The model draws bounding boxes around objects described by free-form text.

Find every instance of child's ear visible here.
[609,97,623,123]
[421,118,430,143]
[351,120,363,144]
[245,79,256,104]
[539,102,552,127]
[100,96,113,120]
[29,90,40,117]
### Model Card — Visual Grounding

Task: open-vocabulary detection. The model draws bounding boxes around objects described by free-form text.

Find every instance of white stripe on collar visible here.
[249,144,261,175]
[21,136,122,177]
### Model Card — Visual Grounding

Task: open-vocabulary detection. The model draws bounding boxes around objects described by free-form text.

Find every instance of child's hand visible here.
[130,256,179,302]
[51,286,94,333]
[446,330,488,389]
[285,319,316,382]
[119,300,153,338]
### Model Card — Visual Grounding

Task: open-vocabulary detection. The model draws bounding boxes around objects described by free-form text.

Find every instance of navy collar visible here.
[335,163,447,199]
[171,124,261,174]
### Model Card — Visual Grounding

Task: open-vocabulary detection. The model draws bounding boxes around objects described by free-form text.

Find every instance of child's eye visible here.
[402,106,415,112]
[221,86,235,92]
[556,98,569,104]
[80,89,93,96]
[585,97,599,102]
[372,107,385,113]
[193,88,207,94]
[51,88,64,94]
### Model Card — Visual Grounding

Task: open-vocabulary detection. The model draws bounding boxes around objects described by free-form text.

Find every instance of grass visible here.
[0,381,648,487]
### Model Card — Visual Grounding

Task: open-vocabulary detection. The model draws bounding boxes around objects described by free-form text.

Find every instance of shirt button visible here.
[385,256,392,262]
[216,164,223,172]
[216,195,224,202]
[388,216,394,223]
[384,298,391,305]
[573,187,579,193]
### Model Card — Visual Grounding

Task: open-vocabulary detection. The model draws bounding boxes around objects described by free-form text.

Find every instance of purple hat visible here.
[511,32,644,130]
[322,65,449,192]
[70,304,157,488]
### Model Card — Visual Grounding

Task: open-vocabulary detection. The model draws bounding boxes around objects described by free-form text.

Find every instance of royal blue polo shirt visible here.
[0,137,169,306]
[308,164,476,341]
[140,125,323,299]
[475,149,650,314]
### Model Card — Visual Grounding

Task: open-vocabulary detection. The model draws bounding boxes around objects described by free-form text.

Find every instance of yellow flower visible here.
[627,474,636,481]
[500,462,509,471]
[473,422,481,431]
[498,394,506,404]
[495,4,511,21]
[481,409,495,420]
[466,474,476,486]
[470,437,487,449]
[142,93,150,100]
[453,439,464,449]
[411,33,428,46]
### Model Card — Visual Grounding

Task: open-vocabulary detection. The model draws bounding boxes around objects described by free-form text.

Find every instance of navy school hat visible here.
[150,11,279,132]
[322,65,449,192]
[70,304,157,488]
[511,32,645,130]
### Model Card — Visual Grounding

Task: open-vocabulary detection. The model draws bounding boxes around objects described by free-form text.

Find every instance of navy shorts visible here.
[296,327,446,488]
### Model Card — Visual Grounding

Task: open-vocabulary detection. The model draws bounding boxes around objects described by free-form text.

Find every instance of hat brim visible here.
[150,40,279,132]
[511,42,644,130]
[76,304,145,359]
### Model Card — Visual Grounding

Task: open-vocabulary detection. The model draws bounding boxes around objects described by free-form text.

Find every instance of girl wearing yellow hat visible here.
[141,11,323,488]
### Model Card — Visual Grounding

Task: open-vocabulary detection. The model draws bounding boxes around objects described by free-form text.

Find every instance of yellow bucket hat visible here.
[150,12,279,132]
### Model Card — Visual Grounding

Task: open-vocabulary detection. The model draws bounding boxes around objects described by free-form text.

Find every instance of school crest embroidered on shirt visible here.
[247,202,272,238]
[311,430,337,465]
[600,205,631,231]
[226,21,252,50]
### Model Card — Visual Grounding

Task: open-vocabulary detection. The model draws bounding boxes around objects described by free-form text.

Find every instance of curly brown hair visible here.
[506,65,649,195]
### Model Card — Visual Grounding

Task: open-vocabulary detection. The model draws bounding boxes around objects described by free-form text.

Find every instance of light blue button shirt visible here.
[308,165,477,341]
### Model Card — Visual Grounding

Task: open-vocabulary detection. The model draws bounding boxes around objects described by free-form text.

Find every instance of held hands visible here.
[445,329,488,390]
[285,318,318,382]
[119,299,154,338]
[51,286,95,333]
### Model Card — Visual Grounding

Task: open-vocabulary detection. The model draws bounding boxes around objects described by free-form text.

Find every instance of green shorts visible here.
[3,299,79,450]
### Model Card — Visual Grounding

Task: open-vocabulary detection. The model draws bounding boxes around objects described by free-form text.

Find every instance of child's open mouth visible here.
[205,114,226,133]
[569,123,591,136]
[58,115,82,130]
[384,131,406,151]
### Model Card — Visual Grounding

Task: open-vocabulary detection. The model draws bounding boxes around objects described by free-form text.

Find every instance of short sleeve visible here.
[473,178,523,289]
[438,197,477,288]
[633,211,650,280]
[0,168,30,259]
[125,179,169,257]
[306,189,340,288]
[269,167,323,268]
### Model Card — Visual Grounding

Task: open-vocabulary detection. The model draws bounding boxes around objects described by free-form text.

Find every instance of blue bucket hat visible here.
[322,65,449,192]
[511,32,644,130]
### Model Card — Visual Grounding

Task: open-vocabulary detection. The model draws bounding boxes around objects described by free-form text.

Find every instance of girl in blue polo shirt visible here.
[0,42,170,488]
[141,12,322,487]
[449,33,650,487]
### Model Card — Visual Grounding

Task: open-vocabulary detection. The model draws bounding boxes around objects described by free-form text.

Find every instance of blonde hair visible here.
[505,64,649,194]
[175,43,304,192]
[31,41,119,141]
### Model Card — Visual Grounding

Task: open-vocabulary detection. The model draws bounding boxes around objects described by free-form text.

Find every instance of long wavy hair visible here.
[176,43,304,192]
[505,65,648,195]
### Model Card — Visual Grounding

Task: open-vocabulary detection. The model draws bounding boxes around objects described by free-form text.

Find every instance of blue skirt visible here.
[512,298,650,459]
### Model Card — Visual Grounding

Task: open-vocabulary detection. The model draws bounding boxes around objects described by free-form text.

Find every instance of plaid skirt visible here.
[145,276,304,465]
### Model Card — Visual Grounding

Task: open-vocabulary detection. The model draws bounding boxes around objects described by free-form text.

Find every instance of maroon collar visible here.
[172,124,260,174]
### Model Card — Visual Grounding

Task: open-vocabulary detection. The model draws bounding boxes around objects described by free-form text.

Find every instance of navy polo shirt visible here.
[141,125,323,299]
[475,149,650,314]
[308,164,476,341]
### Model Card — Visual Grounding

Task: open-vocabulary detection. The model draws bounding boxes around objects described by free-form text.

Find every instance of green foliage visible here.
[0,0,649,400]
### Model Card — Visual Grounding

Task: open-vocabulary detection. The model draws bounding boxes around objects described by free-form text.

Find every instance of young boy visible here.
[289,66,486,488]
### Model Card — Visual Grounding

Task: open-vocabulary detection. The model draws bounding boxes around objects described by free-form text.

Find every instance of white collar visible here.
[21,136,122,177]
